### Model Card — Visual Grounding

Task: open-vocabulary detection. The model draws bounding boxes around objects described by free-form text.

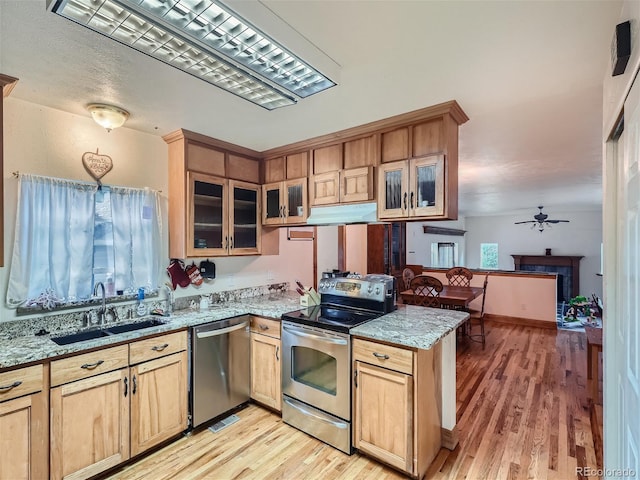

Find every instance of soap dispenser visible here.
[136,288,148,317]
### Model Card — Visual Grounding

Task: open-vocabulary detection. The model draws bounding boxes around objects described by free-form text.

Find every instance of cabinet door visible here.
[409,155,444,217]
[313,144,343,174]
[265,157,286,183]
[344,136,377,169]
[310,171,340,206]
[0,392,48,480]
[250,333,281,411]
[354,361,413,474]
[188,172,228,257]
[229,180,261,255]
[50,369,129,480]
[286,152,309,179]
[130,351,188,457]
[377,161,410,219]
[284,178,308,223]
[341,166,373,203]
[262,181,284,225]
[380,127,409,163]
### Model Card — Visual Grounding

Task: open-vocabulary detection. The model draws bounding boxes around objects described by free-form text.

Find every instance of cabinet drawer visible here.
[353,338,413,375]
[250,317,281,339]
[0,364,43,402]
[51,345,129,387]
[129,331,187,365]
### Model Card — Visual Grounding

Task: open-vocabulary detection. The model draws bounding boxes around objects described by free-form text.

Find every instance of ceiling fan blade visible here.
[514,220,536,224]
[546,220,570,224]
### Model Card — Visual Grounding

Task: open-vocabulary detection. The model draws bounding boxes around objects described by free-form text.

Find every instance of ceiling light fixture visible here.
[49,0,336,110]
[514,206,570,233]
[87,103,130,131]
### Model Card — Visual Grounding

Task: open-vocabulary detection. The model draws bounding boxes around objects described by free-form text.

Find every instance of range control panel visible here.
[318,275,394,303]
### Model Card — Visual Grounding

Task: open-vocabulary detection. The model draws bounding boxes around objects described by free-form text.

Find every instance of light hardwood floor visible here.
[105,321,602,480]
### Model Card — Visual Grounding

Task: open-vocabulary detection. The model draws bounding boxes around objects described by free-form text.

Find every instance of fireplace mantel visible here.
[512,254,583,298]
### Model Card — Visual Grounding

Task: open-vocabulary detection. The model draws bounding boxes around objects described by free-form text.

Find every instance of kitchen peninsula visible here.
[0,287,467,480]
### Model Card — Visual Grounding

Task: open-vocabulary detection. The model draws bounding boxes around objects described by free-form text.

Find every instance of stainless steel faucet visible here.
[162,283,174,315]
[94,282,106,325]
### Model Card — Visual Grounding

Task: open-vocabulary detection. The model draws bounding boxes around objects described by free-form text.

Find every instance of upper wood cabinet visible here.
[344,135,377,169]
[0,74,19,268]
[164,129,263,257]
[262,178,308,225]
[188,172,261,256]
[378,155,445,219]
[264,151,309,183]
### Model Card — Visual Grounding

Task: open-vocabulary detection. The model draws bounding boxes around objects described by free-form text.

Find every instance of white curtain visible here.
[7,175,95,307]
[6,175,162,309]
[110,186,162,294]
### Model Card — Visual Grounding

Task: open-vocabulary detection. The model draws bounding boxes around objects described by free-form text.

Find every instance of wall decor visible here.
[82,148,113,186]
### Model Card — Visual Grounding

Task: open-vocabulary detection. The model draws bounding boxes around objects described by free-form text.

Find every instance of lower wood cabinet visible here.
[0,364,48,480]
[130,351,188,456]
[352,338,441,479]
[250,317,281,411]
[49,331,188,480]
[50,368,130,480]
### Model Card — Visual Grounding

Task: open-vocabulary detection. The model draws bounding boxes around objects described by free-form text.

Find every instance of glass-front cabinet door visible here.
[285,178,307,222]
[377,161,409,219]
[229,180,260,255]
[188,172,227,257]
[410,155,444,217]
[262,182,284,225]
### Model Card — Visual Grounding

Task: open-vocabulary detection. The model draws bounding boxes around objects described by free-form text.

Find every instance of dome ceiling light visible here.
[87,103,130,132]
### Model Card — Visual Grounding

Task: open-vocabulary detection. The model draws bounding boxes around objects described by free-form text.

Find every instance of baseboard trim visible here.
[441,426,459,450]
[485,314,557,330]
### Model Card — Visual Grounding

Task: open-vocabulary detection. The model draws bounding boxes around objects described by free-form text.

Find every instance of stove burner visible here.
[281,304,381,333]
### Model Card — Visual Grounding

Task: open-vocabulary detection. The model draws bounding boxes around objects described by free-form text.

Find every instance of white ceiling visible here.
[0,0,622,218]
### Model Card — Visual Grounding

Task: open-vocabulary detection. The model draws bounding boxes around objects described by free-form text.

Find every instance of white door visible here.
[604,74,640,476]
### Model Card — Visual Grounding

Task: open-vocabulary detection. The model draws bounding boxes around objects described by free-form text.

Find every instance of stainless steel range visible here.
[281,274,396,454]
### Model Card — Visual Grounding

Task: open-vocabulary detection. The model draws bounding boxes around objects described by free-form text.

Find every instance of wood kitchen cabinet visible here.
[310,167,374,206]
[250,317,281,412]
[164,129,263,258]
[189,172,261,256]
[0,364,48,480]
[50,345,130,480]
[353,338,441,479]
[264,151,309,183]
[262,178,308,225]
[129,332,188,456]
[50,332,188,479]
[377,155,445,220]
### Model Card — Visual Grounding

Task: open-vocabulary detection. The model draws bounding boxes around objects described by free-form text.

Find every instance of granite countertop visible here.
[0,292,469,370]
[350,304,469,350]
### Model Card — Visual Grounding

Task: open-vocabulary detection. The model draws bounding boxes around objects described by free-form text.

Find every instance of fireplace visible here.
[511,254,583,302]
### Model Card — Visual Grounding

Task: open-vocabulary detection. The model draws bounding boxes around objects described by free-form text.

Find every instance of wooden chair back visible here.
[410,275,443,308]
[478,274,489,317]
[446,267,474,287]
[402,268,416,290]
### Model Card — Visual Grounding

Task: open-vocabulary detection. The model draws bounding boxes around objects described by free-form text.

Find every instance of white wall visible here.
[465,209,603,298]
[315,225,338,284]
[1,98,313,322]
[406,218,466,267]
[344,224,367,275]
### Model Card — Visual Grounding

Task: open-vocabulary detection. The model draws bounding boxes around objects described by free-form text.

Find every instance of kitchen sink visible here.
[51,329,110,345]
[50,317,168,345]
[105,317,167,334]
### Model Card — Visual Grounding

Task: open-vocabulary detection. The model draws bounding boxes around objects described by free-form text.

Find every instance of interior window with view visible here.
[480,243,498,269]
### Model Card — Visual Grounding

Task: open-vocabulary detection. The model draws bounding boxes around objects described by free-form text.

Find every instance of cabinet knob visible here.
[403,192,407,211]
[410,191,414,209]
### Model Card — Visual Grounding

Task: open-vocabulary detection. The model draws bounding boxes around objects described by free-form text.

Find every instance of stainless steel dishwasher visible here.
[190,315,250,428]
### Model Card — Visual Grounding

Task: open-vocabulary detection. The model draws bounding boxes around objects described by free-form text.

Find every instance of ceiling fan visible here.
[514,206,570,232]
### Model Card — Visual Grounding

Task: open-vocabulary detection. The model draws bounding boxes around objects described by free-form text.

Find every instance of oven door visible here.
[281,321,351,421]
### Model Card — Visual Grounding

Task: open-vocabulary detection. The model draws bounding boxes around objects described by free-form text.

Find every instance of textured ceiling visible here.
[0,0,622,217]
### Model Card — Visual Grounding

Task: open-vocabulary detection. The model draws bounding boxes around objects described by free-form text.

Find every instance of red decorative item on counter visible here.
[167,259,191,289]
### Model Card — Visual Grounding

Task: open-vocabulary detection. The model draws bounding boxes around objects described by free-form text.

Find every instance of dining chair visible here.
[466,274,489,348]
[409,275,443,308]
[402,268,416,291]
[446,266,474,287]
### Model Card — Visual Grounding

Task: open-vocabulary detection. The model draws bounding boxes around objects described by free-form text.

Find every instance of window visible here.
[431,242,458,268]
[7,175,162,309]
[480,243,499,269]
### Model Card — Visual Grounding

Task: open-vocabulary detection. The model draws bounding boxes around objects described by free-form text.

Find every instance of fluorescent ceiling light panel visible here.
[50,0,336,109]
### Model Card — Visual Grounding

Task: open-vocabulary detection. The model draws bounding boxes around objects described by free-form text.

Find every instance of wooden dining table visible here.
[400,285,484,309]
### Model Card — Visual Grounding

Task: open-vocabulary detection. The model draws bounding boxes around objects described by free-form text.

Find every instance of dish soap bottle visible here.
[136,288,148,317]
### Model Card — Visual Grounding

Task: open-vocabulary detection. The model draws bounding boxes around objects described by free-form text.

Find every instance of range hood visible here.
[306,202,378,225]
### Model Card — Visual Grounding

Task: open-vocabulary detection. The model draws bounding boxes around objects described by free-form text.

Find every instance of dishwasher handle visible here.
[195,321,249,339]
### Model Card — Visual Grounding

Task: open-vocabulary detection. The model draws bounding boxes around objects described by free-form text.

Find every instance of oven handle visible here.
[283,397,348,429]
[282,324,348,345]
